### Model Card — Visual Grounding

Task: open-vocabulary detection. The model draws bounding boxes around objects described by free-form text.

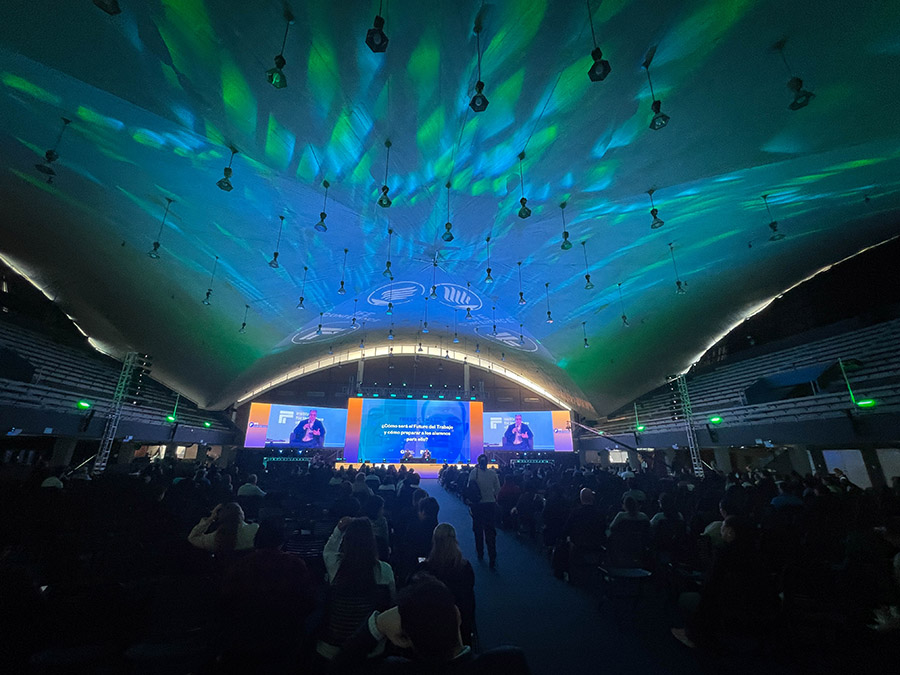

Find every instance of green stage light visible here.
[856,399,876,408]
[422,395,428,399]
[636,424,645,432]
[372,394,379,397]
[203,421,212,428]
[438,395,445,399]
[709,416,723,424]
[470,396,476,401]
[407,395,413,399]
[77,400,92,409]
[455,396,461,400]
[166,414,177,423]
[390,393,397,398]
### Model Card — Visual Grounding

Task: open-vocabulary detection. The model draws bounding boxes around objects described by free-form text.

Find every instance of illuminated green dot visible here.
[709,416,723,424]
[203,421,212,428]
[855,399,876,408]
[166,414,177,422]
[636,425,645,432]
[77,400,92,409]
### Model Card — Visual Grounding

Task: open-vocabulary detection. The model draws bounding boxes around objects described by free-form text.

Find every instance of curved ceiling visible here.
[0,0,898,415]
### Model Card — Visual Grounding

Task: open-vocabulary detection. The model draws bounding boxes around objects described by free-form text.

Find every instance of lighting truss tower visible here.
[675,374,705,478]
[93,352,139,475]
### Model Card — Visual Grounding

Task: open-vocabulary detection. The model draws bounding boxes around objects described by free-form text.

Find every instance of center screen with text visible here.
[482,410,573,452]
[343,398,483,464]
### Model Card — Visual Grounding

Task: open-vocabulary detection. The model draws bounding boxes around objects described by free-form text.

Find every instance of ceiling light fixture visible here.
[202,255,219,305]
[359,321,366,349]
[34,116,71,183]
[475,343,480,354]
[516,151,531,219]
[581,241,595,289]
[351,298,358,326]
[669,242,687,294]
[559,201,572,250]
[338,248,348,294]
[378,140,392,208]
[465,306,473,320]
[582,321,590,348]
[217,147,238,192]
[316,312,323,336]
[469,15,489,112]
[238,304,250,334]
[388,322,394,340]
[269,215,285,268]
[517,261,527,305]
[422,297,430,333]
[453,309,460,343]
[442,181,455,242]
[545,282,553,323]
[774,38,814,110]
[491,305,498,336]
[618,282,630,327]
[296,265,308,309]
[762,194,785,241]
[383,227,394,278]
[386,280,394,315]
[366,1,388,52]
[648,188,664,229]
[148,197,173,259]
[266,11,294,89]
[315,180,330,232]
[484,235,494,284]
[586,0,611,81]
[429,255,439,299]
[518,324,525,345]
[643,48,669,130]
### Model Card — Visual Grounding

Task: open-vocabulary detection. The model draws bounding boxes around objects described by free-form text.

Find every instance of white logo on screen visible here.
[437,284,483,311]
[367,282,424,307]
[489,417,504,430]
[278,410,298,424]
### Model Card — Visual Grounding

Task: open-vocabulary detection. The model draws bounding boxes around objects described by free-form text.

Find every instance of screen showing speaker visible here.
[482,410,573,452]
[244,402,348,448]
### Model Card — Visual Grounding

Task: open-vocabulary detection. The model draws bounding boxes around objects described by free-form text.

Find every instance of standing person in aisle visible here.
[467,454,500,570]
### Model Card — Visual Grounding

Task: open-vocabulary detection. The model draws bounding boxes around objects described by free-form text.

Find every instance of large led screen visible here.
[482,410,573,452]
[343,398,483,464]
[244,403,348,448]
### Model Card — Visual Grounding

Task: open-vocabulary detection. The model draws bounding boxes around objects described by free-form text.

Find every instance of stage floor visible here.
[334,461,496,479]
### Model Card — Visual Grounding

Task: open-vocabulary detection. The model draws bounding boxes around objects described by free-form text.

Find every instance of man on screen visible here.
[291,409,326,449]
[503,414,533,450]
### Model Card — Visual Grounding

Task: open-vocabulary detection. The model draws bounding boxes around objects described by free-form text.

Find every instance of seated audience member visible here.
[319,517,397,660]
[236,473,266,497]
[418,523,476,644]
[395,497,440,583]
[188,502,259,553]
[378,475,398,496]
[608,496,650,534]
[770,481,803,510]
[622,477,646,508]
[219,519,315,668]
[700,497,740,551]
[651,492,687,562]
[364,495,391,561]
[354,471,375,501]
[331,481,362,519]
[338,576,530,673]
[565,488,607,551]
[672,516,779,649]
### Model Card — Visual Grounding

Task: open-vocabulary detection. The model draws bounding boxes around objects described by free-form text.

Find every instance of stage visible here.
[334,461,497,479]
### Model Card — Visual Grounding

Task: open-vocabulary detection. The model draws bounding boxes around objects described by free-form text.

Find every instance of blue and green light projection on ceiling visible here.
[0,0,898,413]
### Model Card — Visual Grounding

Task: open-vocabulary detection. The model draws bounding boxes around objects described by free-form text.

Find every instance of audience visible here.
[417,523,476,645]
[236,473,266,497]
[188,501,258,553]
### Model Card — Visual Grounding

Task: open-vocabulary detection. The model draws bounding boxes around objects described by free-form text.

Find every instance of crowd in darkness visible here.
[1,454,899,673]
[0,457,527,673]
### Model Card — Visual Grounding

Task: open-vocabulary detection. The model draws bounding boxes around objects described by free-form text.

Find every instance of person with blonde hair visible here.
[188,502,259,553]
[417,523,476,644]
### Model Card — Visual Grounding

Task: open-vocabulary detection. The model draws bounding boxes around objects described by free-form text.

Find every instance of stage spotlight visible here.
[518,197,532,219]
[296,296,305,309]
[470,81,489,112]
[217,147,238,191]
[442,222,454,242]
[709,416,723,424]
[378,185,392,208]
[768,221,785,241]
[561,231,572,250]
[386,302,393,315]
[314,213,328,232]
[485,267,494,284]
[649,100,670,130]
[787,76,814,110]
[584,274,594,290]
[77,399,92,409]
[429,285,438,300]
[382,260,392,277]
[238,304,249,333]
[203,421,212,428]
[366,14,388,52]
[648,189,664,229]
[267,57,287,89]
[465,307,473,320]
[588,48,611,82]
